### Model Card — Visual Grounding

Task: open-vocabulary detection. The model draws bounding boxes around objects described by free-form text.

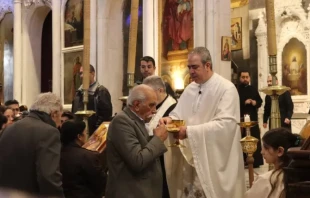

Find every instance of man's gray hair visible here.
[127,84,152,106]
[30,92,63,114]
[142,76,166,92]
[189,47,213,68]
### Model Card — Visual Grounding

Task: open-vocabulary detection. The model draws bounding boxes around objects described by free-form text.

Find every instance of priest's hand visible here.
[251,100,256,106]
[284,118,290,124]
[154,123,168,141]
[174,126,187,140]
[245,99,252,105]
[263,123,267,128]
[159,117,172,125]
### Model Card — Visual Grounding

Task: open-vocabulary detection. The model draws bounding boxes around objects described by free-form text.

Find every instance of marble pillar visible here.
[13,0,22,102]
[142,0,154,57]
[52,0,61,96]
[205,0,231,80]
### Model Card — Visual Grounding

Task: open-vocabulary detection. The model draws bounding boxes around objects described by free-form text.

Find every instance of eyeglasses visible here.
[11,108,19,111]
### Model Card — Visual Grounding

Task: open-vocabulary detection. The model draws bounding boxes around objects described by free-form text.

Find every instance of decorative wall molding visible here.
[23,0,52,9]
[0,0,13,22]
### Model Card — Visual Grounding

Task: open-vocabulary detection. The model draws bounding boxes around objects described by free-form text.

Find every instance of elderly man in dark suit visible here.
[106,84,168,198]
[0,92,64,198]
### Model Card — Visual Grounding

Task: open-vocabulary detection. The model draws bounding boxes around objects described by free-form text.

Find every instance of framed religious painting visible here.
[158,0,193,91]
[231,17,242,51]
[221,36,231,61]
[160,0,194,62]
[64,0,84,48]
[63,50,83,104]
[282,37,307,95]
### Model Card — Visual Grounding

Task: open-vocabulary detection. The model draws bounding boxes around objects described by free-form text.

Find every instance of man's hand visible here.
[173,126,187,140]
[245,99,252,105]
[251,100,256,106]
[263,123,267,128]
[284,118,290,124]
[159,117,172,125]
[153,123,168,141]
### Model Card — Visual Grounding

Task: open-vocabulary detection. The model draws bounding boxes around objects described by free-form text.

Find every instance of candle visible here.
[244,114,251,122]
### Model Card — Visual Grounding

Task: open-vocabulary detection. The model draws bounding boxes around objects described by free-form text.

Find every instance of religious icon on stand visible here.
[83,122,109,153]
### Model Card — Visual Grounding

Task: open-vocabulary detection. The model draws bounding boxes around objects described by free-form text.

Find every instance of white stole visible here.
[146,95,176,135]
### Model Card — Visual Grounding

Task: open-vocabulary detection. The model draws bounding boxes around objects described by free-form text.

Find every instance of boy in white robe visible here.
[160,47,246,198]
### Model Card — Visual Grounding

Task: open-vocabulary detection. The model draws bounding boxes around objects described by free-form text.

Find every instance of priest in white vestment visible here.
[160,47,245,198]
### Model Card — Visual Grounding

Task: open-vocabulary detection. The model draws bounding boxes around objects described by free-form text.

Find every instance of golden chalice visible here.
[166,120,186,148]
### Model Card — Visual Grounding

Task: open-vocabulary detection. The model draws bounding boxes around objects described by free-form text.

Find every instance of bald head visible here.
[127,84,157,121]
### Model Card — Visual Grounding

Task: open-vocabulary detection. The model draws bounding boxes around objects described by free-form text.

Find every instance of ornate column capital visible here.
[23,0,52,8]
[0,0,13,22]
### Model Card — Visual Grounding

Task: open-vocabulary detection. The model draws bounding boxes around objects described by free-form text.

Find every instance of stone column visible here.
[255,14,269,131]
[193,0,206,47]
[13,0,22,102]
[204,0,231,80]
[143,0,154,57]
[52,0,61,96]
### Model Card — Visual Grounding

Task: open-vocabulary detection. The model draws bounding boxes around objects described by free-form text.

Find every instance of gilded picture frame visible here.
[231,17,242,51]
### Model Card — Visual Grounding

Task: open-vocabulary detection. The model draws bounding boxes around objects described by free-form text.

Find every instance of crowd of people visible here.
[0,46,304,198]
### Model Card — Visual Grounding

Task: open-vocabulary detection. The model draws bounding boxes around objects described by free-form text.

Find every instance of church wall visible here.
[0,13,13,103]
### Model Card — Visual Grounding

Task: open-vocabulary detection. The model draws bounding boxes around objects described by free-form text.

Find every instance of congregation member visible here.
[4,99,20,116]
[0,106,14,127]
[105,84,168,198]
[143,75,177,198]
[0,113,7,132]
[237,70,264,168]
[160,47,245,198]
[263,75,294,130]
[245,128,303,198]
[136,56,175,98]
[60,120,107,198]
[60,111,75,127]
[0,92,64,198]
[72,64,113,136]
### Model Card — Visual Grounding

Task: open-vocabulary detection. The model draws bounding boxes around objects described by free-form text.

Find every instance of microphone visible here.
[198,91,202,95]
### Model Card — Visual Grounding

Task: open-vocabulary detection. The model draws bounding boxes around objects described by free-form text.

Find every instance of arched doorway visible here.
[41,11,52,92]
[22,6,51,105]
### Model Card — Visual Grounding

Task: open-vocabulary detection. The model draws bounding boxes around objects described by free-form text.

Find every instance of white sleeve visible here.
[244,175,271,198]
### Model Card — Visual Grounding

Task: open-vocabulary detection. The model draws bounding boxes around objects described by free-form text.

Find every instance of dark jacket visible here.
[60,142,107,198]
[0,111,64,197]
[263,91,294,129]
[238,84,263,121]
[72,82,113,135]
[105,107,167,198]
